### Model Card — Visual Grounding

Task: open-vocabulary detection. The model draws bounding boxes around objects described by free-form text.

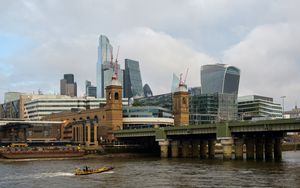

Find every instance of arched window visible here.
[114,92,119,100]
[182,97,187,105]
[109,92,112,100]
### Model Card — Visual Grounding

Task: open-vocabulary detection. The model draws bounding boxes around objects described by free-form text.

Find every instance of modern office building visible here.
[238,95,282,120]
[123,59,144,98]
[122,106,173,129]
[85,80,97,98]
[135,91,238,125]
[201,64,240,95]
[60,74,77,97]
[4,92,23,103]
[0,99,20,119]
[143,84,153,97]
[171,73,180,93]
[188,87,201,96]
[96,35,123,98]
[24,95,128,120]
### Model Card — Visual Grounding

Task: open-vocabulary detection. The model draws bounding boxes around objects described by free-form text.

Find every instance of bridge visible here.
[113,119,300,161]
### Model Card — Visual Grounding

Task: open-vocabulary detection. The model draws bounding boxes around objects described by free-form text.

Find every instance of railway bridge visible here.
[113,119,300,161]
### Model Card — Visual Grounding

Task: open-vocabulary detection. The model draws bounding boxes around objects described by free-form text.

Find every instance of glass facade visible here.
[96,35,113,98]
[238,95,282,120]
[124,59,144,98]
[201,64,240,95]
[171,73,180,93]
[143,84,153,97]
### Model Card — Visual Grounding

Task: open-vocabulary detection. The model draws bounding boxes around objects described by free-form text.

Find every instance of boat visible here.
[75,166,114,175]
[0,146,85,159]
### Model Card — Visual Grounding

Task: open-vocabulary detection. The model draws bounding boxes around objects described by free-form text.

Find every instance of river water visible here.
[0,151,299,188]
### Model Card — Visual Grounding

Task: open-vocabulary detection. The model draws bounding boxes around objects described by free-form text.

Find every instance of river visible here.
[0,151,299,188]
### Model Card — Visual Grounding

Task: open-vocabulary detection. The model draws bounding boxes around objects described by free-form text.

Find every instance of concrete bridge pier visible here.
[192,140,200,158]
[255,137,264,160]
[265,137,273,161]
[274,137,282,161]
[221,138,233,160]
[159,140,169,158]
[182,141,192,158]
[200,140,208,159]
[245,137,255,160]
[171,141,179,158]
[234,138,244,160]
[208,139,216,159]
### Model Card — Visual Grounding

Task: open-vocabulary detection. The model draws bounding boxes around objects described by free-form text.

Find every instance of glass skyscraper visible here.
[201,64,240,95]
[96,35,123,98]
[171,73,180,93]
[124,59,143,98]
[97,35,112,98]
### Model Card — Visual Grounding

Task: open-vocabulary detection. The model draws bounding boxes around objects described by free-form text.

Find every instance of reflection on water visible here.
[0,151,300,188]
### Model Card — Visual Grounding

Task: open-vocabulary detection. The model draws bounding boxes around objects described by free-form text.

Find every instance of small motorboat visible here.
[74,166,114,175]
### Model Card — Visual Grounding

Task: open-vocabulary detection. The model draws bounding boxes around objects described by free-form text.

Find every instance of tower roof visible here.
[175,84,188,92]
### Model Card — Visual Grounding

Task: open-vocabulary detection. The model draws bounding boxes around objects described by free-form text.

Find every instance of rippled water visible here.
[1,151,300,188]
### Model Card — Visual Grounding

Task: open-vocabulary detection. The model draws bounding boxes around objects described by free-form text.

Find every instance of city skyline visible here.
[1,1,300,109]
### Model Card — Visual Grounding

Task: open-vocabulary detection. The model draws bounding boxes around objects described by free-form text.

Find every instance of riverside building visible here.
[238,95,282,120]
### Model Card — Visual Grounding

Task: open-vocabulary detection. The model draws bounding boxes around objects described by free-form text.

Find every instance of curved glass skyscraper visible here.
[97,35,112,98]
[200,64,240,95]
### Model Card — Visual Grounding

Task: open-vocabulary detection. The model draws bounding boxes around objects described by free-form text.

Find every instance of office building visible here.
[171,73,180,93]
[124,59,144,98]
[96,35,123,98]
[60,74,77,97]
[4,92,23,103]
[85,80,97,98]
[201,64,240,95]
[143,84,153,97]
[23,95,128,120]
[238,95,282,120]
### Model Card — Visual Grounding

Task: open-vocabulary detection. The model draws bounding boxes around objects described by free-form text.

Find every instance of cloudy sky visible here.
[0,0,299,109]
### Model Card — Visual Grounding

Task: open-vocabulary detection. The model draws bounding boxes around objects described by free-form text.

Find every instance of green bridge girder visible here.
[113,119,300,140]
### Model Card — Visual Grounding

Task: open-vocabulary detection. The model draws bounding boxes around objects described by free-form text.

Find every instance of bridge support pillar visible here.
[159,140,169,158]
[192,140,200,158]
[234,138,244,160]
[221,138,233,160]
[246,137,255,160]
[255,137,264,160]
[171,141,179,158]
[200,140,208,159]
[265,137,273,161]
[274,137,282,161]
[208,139,216,159]
[182,141,191,158]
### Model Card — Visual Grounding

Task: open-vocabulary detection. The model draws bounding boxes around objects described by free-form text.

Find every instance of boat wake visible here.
[1,172,74,181]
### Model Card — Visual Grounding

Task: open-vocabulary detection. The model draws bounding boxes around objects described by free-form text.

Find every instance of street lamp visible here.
[281,96,286,119]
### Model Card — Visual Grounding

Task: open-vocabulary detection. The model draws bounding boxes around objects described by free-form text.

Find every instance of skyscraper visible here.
[171,73,180,93]
[85,80,97,98]
[200,64,240,122]
[96,35,123,98]
[124,59,143,98]
[60,74,77,97]
[200,64,240,95]
[143,84,153,97]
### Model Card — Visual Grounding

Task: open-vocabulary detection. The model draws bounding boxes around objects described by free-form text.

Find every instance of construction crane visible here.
[179,68,189,85]
[110,46,120,80]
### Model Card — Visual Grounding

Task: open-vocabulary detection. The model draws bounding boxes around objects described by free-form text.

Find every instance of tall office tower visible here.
[85,80,97,98]
[143,84,153,97]
[60,74,77,97]
[200,64,240,95]
[96,35,123,98]
[123,59,143,98]
[171,73,180,93]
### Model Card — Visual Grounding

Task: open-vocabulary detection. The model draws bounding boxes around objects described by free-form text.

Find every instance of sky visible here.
[0,0,300,110]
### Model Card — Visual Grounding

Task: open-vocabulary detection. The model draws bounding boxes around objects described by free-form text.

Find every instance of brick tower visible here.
[105,76,123,138]
[173,83,189,126]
